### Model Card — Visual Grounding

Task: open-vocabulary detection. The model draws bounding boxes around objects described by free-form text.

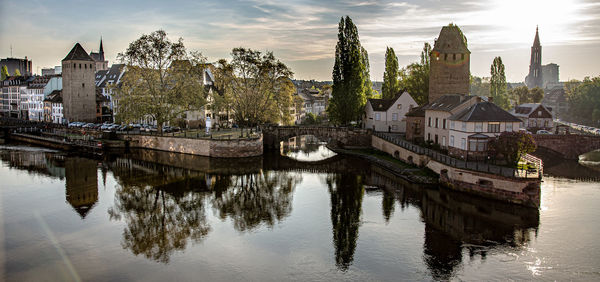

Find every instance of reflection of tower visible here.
[65,157,98,218]
[525,27,543,89]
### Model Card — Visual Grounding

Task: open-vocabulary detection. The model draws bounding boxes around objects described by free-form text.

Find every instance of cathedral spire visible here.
[533,25,540,47]
[99,37,104,55]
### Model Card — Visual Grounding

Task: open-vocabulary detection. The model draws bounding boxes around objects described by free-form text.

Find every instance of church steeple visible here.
[99,37,104,55]
[525,26,543,89]
[533,26,540,47]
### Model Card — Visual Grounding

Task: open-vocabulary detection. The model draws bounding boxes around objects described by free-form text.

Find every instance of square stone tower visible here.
[62,43,97,123]
[428,24,470,103]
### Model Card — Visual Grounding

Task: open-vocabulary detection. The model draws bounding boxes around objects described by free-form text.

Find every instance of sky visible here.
[0,0,599,82]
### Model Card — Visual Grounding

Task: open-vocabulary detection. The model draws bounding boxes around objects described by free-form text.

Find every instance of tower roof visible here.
[533,26,541,47]
[99,37,104,54]
[63,43,94,61]
[432,24,470,54]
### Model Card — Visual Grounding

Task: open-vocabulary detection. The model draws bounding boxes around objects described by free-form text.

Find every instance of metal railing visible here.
[374,132,540,179]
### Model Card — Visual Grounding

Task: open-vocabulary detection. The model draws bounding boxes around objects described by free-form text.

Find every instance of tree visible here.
[488,131,537,166]
[529,87,544,103]
[490,57,510,109]
[13,69,21,76]
[509,86,544,105]
[328,16,370,125]
[398,42,431,105]
[114,30,208,132]
[382,47,400,99]
[470,75,490,97]
[566,76,600,126]
[361,47,374,99]
[0,65,8,80]
[214,48,295,126]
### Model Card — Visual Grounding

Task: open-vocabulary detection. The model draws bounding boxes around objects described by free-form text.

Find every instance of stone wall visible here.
[263,126,371,149]
[533,134,600,159]
[124,134,263,158]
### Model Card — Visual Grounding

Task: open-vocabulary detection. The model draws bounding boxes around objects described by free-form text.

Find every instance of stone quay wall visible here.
[372,134,541,207]
[533,134,600,159]
[123,134,263,158]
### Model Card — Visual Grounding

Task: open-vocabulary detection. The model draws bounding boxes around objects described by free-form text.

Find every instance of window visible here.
[544,120,549,127]
[530,119,537,127]
[79,64,81,69]
[469,139,488,151]
[443,119,446,129]
[375,113,381,121]
[397,104,402,110]
[475,122,483,132]
[428,117,432,127]
[82,83,85,88]
[73,63,76,68]
[461,54,465,60]
[506,123,513,131]
[392,125,398,130]
[450,135,454,147]
[84,64,87,69]
[442,136,446,147]
[392,113,398,121]
[453,54,456,60]
[461,138,466,150]
[435,118,439,128]
[461,122,466,131]
[488,122,500,132]
[428,133,431,141]
[450,121,455,129]
[444,53,448,60]
[538,111,542,116]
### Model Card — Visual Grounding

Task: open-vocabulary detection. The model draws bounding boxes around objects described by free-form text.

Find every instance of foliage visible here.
[113,30,208,132]
[361,46,374,99]
[509,86,544,105]
[488,131,537,166]
[13,69,21,76]
[328,16,370,125]
[1,65,8,80]
[302,112,324,125]
[215,48,295,126]
[470,75,490,97]
[490,57,510,110]
[566,76,600,126]
[382,47,400,99]
[398,43,430,105]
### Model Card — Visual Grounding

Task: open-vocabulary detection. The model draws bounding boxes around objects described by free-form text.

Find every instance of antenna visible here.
[10,44,13,57]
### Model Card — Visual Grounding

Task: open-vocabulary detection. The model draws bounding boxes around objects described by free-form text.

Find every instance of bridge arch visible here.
[532,134,600,160]
[262,126,371,149]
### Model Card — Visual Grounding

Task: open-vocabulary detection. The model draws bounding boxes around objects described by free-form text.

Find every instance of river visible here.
[0,141,598,281]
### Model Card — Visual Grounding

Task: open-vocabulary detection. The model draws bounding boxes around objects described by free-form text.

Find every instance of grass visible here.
[345,148,437,178]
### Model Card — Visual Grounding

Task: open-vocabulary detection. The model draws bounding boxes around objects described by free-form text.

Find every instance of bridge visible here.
[262,126,371,149]
[532,134,600,159]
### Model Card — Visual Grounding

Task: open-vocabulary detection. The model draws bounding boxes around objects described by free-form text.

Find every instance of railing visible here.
[374,132,540,179]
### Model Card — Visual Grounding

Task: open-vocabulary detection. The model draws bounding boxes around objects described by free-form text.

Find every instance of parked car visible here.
[536,130,552,135]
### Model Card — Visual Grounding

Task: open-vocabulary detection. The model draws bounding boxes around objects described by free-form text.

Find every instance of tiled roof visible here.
[432,24,469,54]
[44,90,62,103]
[405,105,425,117]
[509,103,551,118]
[63,43,94,61]
[450,101,521,122]
[423,94,475,112]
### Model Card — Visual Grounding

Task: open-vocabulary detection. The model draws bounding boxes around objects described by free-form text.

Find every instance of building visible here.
[405,105,426,142]
[364,91,418,132]
[542,88,568,119]
[423,94,479,148]
[95,64,125,113]
[428,24,471,103]
[509,103,553,132]
[0,57,33,76]
[96,90,112,123]
[62,43,97,123]
[541,63,559,89]
[25,76,51,121]
[89,38,108,71]
[297,87,329,123]
[43,90,63,124]
[448,100,522,160]
[525,27,543,89]
[41,66,62,76]
[1,76,33,118]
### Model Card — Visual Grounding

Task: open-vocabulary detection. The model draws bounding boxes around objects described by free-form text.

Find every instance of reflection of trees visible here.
[327,174,364,271]
[108,176,211,264]
[381,189,395,223]
[211,171,300,232]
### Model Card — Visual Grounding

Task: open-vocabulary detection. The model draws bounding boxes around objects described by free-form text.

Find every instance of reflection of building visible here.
[65,158,98,218]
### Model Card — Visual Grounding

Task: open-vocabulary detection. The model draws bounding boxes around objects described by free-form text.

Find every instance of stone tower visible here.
[525,27,543,89]
[428,24,471,103]
[62,43,97,123]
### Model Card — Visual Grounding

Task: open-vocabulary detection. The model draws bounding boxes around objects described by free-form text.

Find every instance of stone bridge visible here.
[533,134,600,159]
[262,126,371,149]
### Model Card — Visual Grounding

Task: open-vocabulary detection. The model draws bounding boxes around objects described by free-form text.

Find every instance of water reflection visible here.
[327,174,364,270]
[0,145,544,278]
[281,135,336,162]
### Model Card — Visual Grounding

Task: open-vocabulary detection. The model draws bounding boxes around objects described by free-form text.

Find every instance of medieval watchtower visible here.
[62,43,97,123]
[428,24,470,103]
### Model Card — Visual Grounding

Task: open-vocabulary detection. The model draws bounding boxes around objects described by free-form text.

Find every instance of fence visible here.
[374,132,540,179]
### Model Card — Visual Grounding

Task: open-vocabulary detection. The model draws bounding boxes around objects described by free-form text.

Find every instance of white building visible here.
[44,90,64,124]
[423,94,478,148]
[509,103,553,132]
[447,101,522,160]
[364,91,418,132]
[25,76,51,121]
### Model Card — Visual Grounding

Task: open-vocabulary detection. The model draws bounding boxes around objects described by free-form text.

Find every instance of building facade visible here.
[509,103,553,132]
[62,43,97,123]
[428,24,471,103]
[364,91,418,132]
[423,94,478,149]
[0,57,33,76]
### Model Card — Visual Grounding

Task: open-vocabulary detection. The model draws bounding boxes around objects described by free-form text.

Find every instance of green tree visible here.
[488,131,537,166]
[328,16,369,125]
[490,57,510,109]
[398,42,431,105]
[509,85,529,105]
[0,65,8,80]
[13,69,21,76]
[529,87,544,103]
[361,47,374,99]
[470,75,490,97]
[215,48,295,126]
[567,76,600,126]
[382,47,400,99]
[114,30,208,132]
